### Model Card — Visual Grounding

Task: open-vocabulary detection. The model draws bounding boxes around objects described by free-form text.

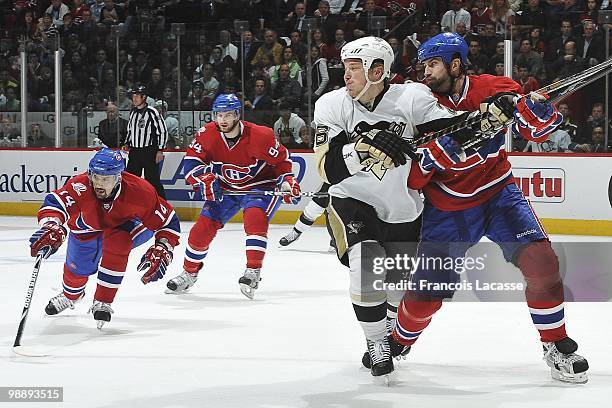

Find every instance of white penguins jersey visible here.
[313,82,459,223]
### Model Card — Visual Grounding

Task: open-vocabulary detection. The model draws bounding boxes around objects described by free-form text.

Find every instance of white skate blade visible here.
[164,287,191,295]
[239,283,255,300]
[372,370,397,387]
[13,345,53,357]
[96,320,106,330]
[551,369,588,384]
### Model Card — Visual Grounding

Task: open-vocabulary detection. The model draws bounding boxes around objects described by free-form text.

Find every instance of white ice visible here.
[1,215,611,408]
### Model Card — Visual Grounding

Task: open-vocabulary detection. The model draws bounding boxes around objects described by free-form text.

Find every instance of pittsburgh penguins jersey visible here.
[183,121,293,192]
[313,83,459,223]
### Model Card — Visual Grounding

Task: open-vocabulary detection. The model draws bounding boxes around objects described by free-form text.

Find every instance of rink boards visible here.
[0,149,610,235]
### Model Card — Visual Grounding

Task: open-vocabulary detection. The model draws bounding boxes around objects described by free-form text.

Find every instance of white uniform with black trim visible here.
[313,83,458,223]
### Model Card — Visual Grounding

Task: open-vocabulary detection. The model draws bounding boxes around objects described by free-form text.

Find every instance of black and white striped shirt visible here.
[126,105,168,149]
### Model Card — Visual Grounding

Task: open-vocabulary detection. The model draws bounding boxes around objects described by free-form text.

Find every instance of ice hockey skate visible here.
[543,337,589,384]
[366,337,394,384]
[166,270,198,294]
[279,228,302,246]
[89,300,114,330]
[362,318,410,369]
[45,292,85,315]
[238,268,261,299]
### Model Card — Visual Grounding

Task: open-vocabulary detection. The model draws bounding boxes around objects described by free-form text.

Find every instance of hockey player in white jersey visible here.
[313,36,468,379]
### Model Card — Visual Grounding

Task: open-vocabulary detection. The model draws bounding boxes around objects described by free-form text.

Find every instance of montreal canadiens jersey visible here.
[313,83,458,223]
[38,172,181,247]
[409,75,523,211]
[183,121,293,191]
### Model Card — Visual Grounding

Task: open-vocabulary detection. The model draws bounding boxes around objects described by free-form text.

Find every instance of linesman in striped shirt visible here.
[125,84,168,198]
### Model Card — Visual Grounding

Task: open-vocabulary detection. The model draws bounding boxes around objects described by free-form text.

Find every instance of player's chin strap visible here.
[353,76,386,101]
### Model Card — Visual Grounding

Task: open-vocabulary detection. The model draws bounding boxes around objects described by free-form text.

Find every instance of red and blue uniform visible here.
[182,121,294,273]
[395,74,567,347]
[38,171,180,303]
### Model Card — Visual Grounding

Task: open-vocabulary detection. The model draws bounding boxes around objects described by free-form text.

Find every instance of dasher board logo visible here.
[513,168,565,203]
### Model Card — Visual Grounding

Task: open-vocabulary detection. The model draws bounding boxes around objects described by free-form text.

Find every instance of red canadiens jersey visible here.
[183,121,294,191]
[38,172,181,247]
[409,75,522,211]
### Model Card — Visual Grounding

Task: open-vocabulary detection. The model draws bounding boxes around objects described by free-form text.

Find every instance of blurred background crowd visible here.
[0,0,611,152]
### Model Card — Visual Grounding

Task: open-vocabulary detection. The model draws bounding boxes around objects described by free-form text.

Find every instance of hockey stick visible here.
[221,190,328,198]
[412,57,612,150]
[13,250,47,356]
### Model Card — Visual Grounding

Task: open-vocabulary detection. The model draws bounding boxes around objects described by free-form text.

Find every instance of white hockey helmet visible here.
[341,36,394,81]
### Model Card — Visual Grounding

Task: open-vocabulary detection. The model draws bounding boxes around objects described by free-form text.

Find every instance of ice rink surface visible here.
[1,215,611,408]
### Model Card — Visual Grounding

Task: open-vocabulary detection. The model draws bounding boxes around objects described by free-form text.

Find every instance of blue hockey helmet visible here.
[418,32,469,65]
[88,148,125,176]
[212,93,242,114]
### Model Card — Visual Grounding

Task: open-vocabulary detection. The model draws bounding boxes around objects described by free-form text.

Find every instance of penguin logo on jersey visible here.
[352,120,408,180]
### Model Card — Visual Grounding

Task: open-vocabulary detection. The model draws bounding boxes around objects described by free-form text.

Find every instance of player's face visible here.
[215,110,239,133]
[90,173,120,200]
[343,59,367,98]
[423,57,452,93]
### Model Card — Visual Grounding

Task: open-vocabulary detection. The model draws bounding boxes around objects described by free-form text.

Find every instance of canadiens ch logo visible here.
[71,182,87,196]
[347,221,364,234]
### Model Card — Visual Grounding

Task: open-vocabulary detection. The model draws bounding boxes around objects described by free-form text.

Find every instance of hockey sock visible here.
[353,302,387,340]
[183,216,221,274]
[516,240,567,342]
[294,200,326,233]
[244,207,268,269]
[392,294,443,347]
[94,265,125,303]
[94,229,132,304]
[62,265,88,300]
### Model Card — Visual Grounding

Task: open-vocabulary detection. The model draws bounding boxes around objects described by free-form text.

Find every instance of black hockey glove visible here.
[354,129,415,168]
[479,92,518,132]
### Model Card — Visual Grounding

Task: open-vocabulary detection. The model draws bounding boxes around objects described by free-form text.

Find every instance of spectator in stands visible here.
[289,30,308,65]
[516,63,539,94]
[155,100,182,149]
[386,36,406,74]
[441,0,471,32]
[356,0,386,35]
[116,85,132,110]
[546,20,576,63]
[570,126,607,153]
[252,29,283,67]
[135,51,152,84]
[238,30,260,70]
[162,87,177,110]
[271,47,302,85]
[217,30,238,63]
[90,49,113,86]
[274,102,306,147]
[100,68,116,100]
[557,102,580,142]
[59,13,79,41]
[90,0,105,23]
[40,13,60,44]
[577,20,604,66]
[515,38,545,83]
[306,46,329,102]
[0,117,20,145]
[580,0,601,24]
[491,0,514,35]
[314,0,338,44]
[294,125,312,149]
[193,63,219,102]
[494,61,505,76]
[581,102,607,142]
[529,27,545,54]
[270,63,302,109]
[98,102,128,148]
[551,41,587,80]
[324,29,346,66]
[479,23,500,58]
[100,0,124,25]
[468,39,489,75]
[311,28,329,58]
[32,66,55,111]
[488,41,505,73]
[123,65,138,90]
[46,0,70,27]
[471,0,493,34]
[27,123,53,147]
[515,0,546,30]
[244,77,274,126]
[455,21,473,43]
[79,8,97,47]
[524,127,572,152]
[209,46,228,78]
[16,10,39,40]
[71,0,89,24]
[286,2,307,33]
[148,68,165,100]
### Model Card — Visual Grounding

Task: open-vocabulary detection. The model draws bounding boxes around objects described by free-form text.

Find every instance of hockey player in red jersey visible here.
[165,94,301,299]
[390,33,589,383]
[29,148,181,328]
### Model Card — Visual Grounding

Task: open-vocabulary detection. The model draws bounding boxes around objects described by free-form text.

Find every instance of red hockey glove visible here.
[186,166,222,201]
[138,240,174,284]
[29,222,67,258]
[419,136,465,172]
[279,175,301,205]
[512,92,563,143]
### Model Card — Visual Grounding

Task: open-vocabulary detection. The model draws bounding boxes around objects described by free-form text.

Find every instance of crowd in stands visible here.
[0,0,611,152]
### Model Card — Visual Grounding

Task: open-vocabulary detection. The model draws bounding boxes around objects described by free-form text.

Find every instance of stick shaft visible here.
[13,253,44,347]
